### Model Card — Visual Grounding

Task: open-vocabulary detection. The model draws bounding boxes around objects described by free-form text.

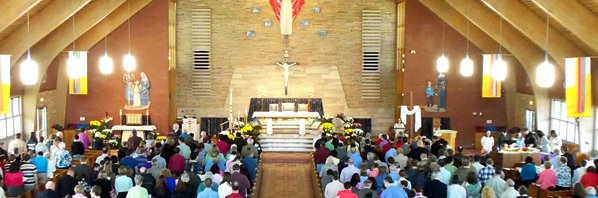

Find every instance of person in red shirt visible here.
[167,147,185,175]
[225,182,245,198]
[216,135,230,155]
[314,142,331,172]
[580,166,598,190]
[337,182,358,198]
[4,163,24,197]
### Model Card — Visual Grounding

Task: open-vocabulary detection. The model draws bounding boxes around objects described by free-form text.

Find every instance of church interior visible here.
[0,0,598,197]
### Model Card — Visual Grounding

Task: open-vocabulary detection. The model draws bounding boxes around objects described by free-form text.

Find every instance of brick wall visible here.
[176,0,397,133]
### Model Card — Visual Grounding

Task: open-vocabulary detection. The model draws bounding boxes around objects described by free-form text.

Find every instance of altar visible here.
[488,150,541,168]
[252,111,320,136]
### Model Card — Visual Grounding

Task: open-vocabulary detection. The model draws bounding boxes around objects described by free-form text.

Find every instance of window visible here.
[0,97,22,139]
[550,100,578,143]
[36,107,47,140]
[594,108,598,153]
[525,109,536,131]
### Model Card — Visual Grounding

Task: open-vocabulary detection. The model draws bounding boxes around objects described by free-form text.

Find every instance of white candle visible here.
[119,109,122,116]
[146,110,149,116]
[237,111,240,120]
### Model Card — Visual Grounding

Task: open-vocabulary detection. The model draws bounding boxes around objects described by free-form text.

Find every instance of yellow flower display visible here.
[241,125,253,133]
[344,128,354,135]
[89,120,102,127]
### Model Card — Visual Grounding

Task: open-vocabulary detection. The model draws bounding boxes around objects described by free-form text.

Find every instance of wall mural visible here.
[123,72,151,110]
[424,73,447,112]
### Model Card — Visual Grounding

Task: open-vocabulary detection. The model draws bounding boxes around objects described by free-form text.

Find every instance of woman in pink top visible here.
[78,130,91,149]
[72,185,88,198]
[536,161,557,190]
[4,163,24,196]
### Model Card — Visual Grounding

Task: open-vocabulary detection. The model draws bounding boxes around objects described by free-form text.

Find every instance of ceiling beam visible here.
[21,0,152,133]
[419,0,498,53]
[420,0,551,133]
[444,0,561,69]
[482,0,588,58]
[75,0,153,50]
[0,0,42,33]
[0,0,92,66]
[531,0,598,54]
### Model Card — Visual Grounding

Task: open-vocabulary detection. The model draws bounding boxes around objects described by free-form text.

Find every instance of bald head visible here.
[46,181,56,190]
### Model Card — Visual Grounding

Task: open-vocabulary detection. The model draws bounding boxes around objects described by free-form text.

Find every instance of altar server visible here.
[481,131,494,154]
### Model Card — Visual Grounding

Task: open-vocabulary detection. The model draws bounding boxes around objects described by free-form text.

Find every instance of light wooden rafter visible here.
[481,0,586,61]
[0,0,42,33]
[0,0,91,66]
[531,0,598,53]
[21,0,152,133]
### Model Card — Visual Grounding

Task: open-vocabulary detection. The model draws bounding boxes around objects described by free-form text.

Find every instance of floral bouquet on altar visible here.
[322,122,334,134]
[90,113,119,149]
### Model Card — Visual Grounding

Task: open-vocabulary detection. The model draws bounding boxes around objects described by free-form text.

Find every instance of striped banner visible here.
[68,51,88,95]
[482,54,502,98]
[0,55,10,114]
[565,57,592,117]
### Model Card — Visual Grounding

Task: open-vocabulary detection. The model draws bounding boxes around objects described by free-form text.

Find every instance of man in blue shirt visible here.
[197,178,219,198]
[31,151,48,183]
[381,177,408,198]
[242,152,258,181]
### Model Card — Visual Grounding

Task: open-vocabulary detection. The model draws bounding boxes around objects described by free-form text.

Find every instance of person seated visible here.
[36,181,60,198]
[536,161,557,190]
[520,156,538,186]
[71,134,85,159]
[555,157,572,190]
[580,166,598,191]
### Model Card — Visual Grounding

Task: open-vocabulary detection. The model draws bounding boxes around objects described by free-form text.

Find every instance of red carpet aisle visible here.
[258,153,318,198]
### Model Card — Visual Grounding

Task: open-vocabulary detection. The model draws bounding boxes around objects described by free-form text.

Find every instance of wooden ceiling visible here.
[420,0,597,93]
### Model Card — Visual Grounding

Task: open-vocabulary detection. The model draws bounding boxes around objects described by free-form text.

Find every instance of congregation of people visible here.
[0,126,260,198]
[314,128,598,198]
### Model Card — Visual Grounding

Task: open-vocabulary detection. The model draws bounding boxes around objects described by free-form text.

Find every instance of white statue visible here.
[275,50,299,95]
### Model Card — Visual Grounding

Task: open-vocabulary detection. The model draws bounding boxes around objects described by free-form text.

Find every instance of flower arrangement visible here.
[91,113,119,148]
[335,112,365,137]
[322,122,334,134]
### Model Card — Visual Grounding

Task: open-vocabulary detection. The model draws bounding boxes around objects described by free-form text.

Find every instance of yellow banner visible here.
[68,51,88,95]
[482,54,502,98]
[565,57,592,117]
[0,55,10,114]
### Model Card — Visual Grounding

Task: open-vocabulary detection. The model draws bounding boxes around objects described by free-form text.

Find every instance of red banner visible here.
[269,0,305,21]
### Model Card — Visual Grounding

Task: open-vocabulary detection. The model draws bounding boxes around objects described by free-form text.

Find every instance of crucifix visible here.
[275,50,299,95]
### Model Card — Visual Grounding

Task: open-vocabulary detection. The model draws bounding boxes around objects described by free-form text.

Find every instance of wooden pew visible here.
[528,184,573,198]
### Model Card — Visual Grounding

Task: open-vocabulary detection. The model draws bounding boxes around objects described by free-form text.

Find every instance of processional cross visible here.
[275,50,299,95]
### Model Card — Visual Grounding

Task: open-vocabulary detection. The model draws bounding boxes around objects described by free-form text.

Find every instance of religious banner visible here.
[400,105,422,132]
[482,54,502,98]
[0,55,10,114]
[68,51,88,95]
[269,0,305,35]
[565,57,592,117]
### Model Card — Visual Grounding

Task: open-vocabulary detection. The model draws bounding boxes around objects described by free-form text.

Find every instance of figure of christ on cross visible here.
[275,50,299,95]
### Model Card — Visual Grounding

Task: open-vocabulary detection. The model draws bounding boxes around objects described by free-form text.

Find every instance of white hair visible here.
[586,187,597,195]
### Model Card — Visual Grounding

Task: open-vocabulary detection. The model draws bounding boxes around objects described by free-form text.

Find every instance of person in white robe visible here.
[481,131,495,154]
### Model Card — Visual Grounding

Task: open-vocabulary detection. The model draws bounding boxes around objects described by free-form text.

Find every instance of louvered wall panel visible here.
[191,8,212,97]
[361,10,381,99]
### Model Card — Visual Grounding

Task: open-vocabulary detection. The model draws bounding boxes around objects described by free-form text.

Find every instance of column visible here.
[266,118,273,136]
[299,118,306,136]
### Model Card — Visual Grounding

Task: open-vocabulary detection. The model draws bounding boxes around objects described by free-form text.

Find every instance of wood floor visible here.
[258,152,318,198]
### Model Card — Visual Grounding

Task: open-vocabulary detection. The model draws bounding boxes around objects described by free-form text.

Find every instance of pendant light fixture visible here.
[20,11,39,85]
[67,0,83,78]
[123,1,136,73]
[492,13,507,81]
[460,1,473,77]
[535,12,555,88]
[436,1,449,74]
[99,0,114,74]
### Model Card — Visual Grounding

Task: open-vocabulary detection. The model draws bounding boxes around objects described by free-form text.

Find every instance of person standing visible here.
[549,130,562,153]
[8,133,26,155]
[31,151,48,184]
[127,130,143,155]
[126,175,149,198]
[481,131,494,154]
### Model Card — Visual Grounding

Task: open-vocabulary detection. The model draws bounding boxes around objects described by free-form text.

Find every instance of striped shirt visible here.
[19,162,37,186]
